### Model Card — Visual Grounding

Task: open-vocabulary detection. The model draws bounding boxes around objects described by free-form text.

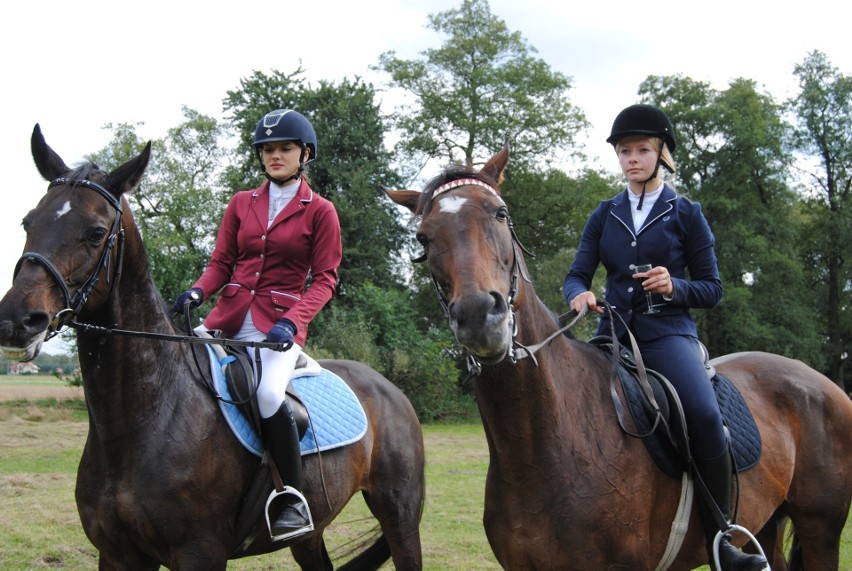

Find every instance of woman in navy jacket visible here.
[174,109,342,541]
[563,104,766,571]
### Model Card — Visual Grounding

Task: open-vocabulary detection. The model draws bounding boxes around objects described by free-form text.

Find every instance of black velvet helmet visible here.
[606,104,676,151]
[253,109,317,162]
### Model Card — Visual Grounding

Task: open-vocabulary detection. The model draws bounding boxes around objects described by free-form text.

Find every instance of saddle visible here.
[589,336,762,479]
[210,340,309,441]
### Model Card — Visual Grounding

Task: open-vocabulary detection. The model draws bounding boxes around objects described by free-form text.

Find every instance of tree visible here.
[375,0,587,175]
[788,51,852,389]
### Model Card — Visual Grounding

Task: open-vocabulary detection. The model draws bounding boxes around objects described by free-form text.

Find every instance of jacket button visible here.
[250,290,255,295]
[631,241,637,247]
[628,286,634,293]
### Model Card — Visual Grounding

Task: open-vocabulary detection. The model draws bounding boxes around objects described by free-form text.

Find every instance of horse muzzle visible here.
[449,291,513,364]
[0,299,52,361]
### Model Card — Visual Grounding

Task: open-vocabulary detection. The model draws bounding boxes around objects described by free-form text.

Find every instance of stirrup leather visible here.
[264,486,314,542]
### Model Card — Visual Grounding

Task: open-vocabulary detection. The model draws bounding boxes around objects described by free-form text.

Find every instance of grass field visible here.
[1,385,851,569]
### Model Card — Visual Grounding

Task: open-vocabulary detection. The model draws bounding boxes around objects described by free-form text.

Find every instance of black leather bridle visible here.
[13,177,125,340]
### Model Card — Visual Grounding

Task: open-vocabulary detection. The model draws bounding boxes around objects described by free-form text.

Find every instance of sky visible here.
[2,0,850,353]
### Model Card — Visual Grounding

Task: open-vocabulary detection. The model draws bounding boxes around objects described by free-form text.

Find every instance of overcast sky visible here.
[2,0,849,353]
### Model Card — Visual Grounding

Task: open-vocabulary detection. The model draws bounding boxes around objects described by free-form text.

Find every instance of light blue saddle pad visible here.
[206,347,368,457]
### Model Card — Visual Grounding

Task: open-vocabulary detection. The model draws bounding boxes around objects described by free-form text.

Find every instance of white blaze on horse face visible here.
[437,195,467,214]
[55,201,72,220]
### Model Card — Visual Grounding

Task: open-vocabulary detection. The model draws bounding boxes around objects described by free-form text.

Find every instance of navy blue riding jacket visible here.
[563,184,722,341]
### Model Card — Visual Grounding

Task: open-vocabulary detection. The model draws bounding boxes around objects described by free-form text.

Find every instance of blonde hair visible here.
[658,138,677,175]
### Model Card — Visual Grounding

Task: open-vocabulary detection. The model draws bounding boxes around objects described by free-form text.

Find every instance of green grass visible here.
[1,401,851,570]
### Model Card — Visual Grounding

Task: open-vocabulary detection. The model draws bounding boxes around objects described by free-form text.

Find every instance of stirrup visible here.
[264,486,314,542]
[711,524,770,571]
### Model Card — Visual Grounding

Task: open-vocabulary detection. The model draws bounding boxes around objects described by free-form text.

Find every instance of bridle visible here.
[415,178,585,375]
[13,177,125,339]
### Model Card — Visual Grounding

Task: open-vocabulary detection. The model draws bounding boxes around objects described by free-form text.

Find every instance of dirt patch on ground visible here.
[0,384,84,402]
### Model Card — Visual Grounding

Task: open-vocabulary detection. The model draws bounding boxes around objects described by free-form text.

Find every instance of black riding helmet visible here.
[253,109,317,184]
[606,103,676,152]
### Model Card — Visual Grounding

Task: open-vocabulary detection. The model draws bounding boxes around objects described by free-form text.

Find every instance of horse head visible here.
[0,125,151,360]
[387,145,526,366]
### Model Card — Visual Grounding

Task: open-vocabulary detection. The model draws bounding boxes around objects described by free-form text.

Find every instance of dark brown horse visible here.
[387,145,852,570]
[0,125,425,570]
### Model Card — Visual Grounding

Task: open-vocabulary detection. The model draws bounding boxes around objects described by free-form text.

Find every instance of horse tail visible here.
[786,528,804,570]
[336,533,390,571]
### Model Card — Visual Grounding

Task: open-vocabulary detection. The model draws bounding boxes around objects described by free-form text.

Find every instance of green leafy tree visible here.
[788,51,852,388]
[375,0,587,175]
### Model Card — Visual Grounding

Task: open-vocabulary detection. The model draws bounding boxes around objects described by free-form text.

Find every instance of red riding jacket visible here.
[192,179,342,346]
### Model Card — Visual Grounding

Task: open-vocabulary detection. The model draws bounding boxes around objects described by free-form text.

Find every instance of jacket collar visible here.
[609,184,678,238]
[250,179,315,227]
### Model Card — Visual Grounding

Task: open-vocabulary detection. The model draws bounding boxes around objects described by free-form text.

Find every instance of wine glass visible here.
[635,264,660,314]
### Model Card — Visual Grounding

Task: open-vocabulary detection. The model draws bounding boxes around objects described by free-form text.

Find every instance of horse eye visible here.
[88,228,108,244]
[495,207,509,222]
[416,232,429,246]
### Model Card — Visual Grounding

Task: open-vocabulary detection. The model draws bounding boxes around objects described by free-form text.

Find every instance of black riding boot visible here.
[695,450,768,571]
[261,399,311,538]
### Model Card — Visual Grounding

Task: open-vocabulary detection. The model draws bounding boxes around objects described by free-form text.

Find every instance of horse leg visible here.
[289,535,333,571]
[361,487,424,570]
[785,507,847,570]
[754,509,789,571]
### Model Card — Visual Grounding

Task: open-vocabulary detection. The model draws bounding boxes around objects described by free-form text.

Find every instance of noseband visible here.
[13,177,125,339]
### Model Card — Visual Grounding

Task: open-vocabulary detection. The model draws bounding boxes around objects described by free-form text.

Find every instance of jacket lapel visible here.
[249,181,271,229]
[609,189,636,238]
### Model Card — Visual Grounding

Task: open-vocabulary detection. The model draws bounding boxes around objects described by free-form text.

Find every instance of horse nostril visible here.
[489,292,508,315]
[22,312,51,334]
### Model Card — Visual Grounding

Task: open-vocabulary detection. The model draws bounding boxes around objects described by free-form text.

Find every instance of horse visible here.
[386,145,852,570]
[0,125,425,570]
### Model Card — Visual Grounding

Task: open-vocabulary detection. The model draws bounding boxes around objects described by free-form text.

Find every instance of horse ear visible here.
[106,142,152,197]
[383,187,421,213]
[480,142,510,185]
[31,124,71,181]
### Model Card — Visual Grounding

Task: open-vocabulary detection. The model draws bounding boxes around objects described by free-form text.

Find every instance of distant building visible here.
[9,362,40,375]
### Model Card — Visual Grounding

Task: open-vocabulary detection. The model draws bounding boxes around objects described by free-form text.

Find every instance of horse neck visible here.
[76,224,197,432]
[472,281,595,454]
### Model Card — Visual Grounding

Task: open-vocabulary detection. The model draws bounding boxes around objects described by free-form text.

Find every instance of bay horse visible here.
[386,145,852,570]
[0,125,425,570]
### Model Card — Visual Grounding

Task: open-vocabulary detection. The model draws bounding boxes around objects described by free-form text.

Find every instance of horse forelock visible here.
[63,162,105,185]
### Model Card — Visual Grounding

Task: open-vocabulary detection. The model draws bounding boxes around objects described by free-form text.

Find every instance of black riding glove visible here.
[173,288,203,314]
[266,318,296,347]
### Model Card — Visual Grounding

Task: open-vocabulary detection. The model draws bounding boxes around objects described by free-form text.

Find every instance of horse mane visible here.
[415,164,502,218]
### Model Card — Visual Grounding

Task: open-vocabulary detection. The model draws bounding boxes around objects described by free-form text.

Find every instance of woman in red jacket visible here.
[174,109,342,541]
